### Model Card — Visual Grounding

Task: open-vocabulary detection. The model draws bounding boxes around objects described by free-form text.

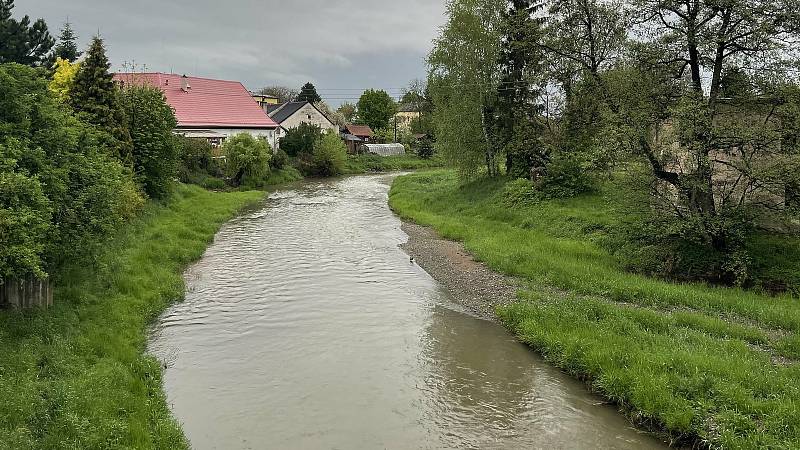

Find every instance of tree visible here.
[496,0,547,178]
[0,0,54,66]
[428,0,506,177]
[258,85,299,104]
[70,36,133,162]
[48,57,79,103]
[119,83,180,199]
[280,122,324,157]
[315,101,346,127]
[222,134,271,187]
[311,132,347,177]
[337,102,357,123]
[296,82,322,103]
[53,21,80,62]
[356,89,397,131]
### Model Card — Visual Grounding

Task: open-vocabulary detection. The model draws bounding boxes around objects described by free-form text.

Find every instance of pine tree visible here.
[296,82,322,103]
[54,21,80,62]
[70,36,133,162]
[0,0,55,66]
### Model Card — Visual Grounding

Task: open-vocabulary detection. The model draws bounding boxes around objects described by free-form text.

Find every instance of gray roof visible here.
[265,103,284,114]
[268,101,308,124]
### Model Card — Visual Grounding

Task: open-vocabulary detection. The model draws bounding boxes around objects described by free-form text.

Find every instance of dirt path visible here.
[399,222,520,321]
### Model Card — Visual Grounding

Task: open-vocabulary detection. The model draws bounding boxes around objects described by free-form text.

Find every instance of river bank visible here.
[0,184,263,449]
[389,170,800,449]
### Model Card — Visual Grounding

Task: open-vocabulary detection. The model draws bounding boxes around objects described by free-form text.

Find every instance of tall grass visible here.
[0,184,263,449]
[389,170,800,448]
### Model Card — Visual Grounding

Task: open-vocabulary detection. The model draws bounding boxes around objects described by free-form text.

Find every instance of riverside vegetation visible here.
[389,171,800,448]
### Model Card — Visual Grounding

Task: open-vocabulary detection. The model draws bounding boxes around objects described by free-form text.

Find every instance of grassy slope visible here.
[389,170,800,449]
[0,184,264,449]
[344,154,446,174]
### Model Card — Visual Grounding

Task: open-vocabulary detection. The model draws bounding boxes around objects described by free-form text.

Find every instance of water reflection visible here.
[148,174,664,450]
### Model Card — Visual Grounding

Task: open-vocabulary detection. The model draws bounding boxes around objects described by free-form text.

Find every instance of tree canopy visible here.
[53,21,80,62]
[296,82,322,103]
[259,85,299,103]
[0,0,54,66]
[356,89,397,132]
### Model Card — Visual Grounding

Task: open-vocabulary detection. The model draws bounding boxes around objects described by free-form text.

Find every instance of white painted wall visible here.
[280,103,339,135]
[179,127,279,150]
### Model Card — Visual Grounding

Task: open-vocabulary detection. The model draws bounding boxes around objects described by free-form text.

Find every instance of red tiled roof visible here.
[114,73,278,129]
[345,124,373,137]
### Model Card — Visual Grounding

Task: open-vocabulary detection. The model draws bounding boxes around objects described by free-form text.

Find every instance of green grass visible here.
[344,153,446,174]
[0,184,264,449]
[264,166,304,186]
[389,170,800,449]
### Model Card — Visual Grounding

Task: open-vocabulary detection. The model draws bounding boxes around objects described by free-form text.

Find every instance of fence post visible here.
[0,277,53,309]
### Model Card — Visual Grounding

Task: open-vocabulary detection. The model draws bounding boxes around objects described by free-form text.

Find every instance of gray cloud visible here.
[17,0,446,105]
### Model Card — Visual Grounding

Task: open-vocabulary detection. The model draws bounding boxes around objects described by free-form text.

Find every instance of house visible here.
[252,93,280,108]
[267,101,338,143]
[341,124,374,154]
[114,73,279,149]
[395,104,421,133]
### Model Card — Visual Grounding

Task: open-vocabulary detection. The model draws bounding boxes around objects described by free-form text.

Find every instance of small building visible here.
[267,101,339,144]
[363,143,405,156]
[395,104,421,133]
[252,93,280,108]
[114,73,279,149]
[341,124,374,154]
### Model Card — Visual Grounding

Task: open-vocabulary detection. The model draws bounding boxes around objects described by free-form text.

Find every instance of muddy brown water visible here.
[149,174,666,450]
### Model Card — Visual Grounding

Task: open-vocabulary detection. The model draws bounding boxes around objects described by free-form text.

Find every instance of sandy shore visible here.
[399,222,520,321]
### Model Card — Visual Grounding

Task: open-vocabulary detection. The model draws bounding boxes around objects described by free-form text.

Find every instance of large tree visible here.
[258,85,298,103]
[428,0,506,177]
[53,21,80,62]
[356,89,397,131]
[70,36,133,162]
[0,0,54,66]
[296,82,322,103]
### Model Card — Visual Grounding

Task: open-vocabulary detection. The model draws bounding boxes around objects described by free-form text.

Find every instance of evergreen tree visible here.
[496,0,545,178]
[0,0,54,66]
[70,36,133,162]
[296,82,322,103]
[53,21,80,62]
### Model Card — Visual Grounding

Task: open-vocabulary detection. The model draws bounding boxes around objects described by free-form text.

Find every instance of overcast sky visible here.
[18,0,447,106]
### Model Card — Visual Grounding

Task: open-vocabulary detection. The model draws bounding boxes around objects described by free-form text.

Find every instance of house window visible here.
[307,114,312,120]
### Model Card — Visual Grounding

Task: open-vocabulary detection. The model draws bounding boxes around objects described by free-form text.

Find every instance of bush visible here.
[270,147,289,170]
[499,178,539,207]
[222,133,271,187]
[280,122,323,157]
[536,157,595,199]
[417,138,435,159]
[177,136,221,182]
[0,170,51,279]
[310,133,347,177]
[119,84,180,199]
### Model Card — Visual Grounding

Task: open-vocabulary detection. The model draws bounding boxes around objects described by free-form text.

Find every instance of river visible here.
[148,174,665,449]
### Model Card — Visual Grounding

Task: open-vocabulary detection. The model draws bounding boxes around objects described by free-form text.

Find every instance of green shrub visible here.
[177,136,221,182]
[0,169,51,279]
[537,157,595,199]
[222,133,271,187]
[280,122,323,157]
[119,84,180,199]
[310,133,347,177]
[499,178,539,207]
[270,147,289,170]
[417,138,435,159]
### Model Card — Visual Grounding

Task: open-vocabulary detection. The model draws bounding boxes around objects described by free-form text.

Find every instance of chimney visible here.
[181,74,191,92]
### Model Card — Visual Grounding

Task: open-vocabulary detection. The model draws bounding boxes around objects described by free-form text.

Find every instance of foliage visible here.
[0,63,143,278]
[536,156,595,199]
[222,133,271,187]
[309,132,347,177]
[0,169,51,279]
[503,119,549,180]
[0,184,262,449]
[314,101,346,127]
[0,0,54,67]
[270,147,289,170]
[70,36,133,162]
[280,122,323,157]
[53,21,80,62]
[48,57,79,103]
[343,153,446,174]
[264,166,303,186]
[296,82,322,103]
[428,0,505,177]
[356,89,397,131]
[337,102,357,123]
[119,83,180,199]
[390,170,800,448]
[257,85,298,104]
[372,127,395,144]
[417,137,435,159]
[175,136,221,183]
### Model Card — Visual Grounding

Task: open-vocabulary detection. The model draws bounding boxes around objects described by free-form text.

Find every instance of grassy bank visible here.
[0,184,263,449]
[344,154,445,174]
[389,170,800,449]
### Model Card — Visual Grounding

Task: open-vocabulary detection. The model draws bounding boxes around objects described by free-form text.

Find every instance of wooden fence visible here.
[0,277,53,309]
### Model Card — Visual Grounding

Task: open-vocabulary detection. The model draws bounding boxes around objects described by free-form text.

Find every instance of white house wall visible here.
[281,103,338,135]
[179,128,279,150]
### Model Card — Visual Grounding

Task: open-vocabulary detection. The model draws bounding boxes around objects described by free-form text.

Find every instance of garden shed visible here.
[363,143,405,156]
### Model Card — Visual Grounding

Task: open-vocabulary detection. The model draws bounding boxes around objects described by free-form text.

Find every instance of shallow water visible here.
[149,174,665,449]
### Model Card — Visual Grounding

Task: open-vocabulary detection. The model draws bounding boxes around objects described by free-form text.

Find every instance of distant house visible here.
[341,124,374,154]
[114,73,279,149]
[252,93,280,109]
[267,101,338,144]
[395,104,421,133]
